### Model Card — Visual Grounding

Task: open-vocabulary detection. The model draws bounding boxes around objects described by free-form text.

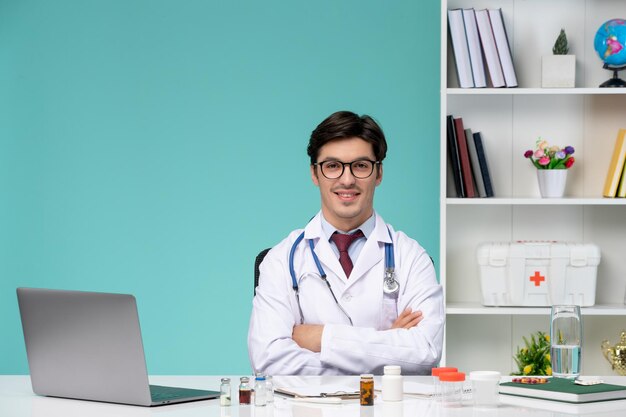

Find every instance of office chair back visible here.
[254,248,271,296]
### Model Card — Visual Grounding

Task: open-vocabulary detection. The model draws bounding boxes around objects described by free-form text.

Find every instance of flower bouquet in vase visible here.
[524,138,575,198]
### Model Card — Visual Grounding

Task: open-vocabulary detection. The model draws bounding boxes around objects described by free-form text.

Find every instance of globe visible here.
[594,18,626,67]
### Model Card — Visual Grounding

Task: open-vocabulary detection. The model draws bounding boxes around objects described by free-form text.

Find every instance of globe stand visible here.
[599,63,626,88]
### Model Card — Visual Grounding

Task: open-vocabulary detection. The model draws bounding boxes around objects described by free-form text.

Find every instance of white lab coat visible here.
[248,211,444,375]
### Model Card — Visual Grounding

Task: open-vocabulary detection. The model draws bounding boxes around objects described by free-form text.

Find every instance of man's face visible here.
[311,137,383,232]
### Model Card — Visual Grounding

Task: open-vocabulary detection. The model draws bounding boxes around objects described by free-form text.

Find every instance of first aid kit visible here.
[476,241,601,307]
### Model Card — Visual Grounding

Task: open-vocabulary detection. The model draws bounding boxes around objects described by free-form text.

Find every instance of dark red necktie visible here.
[330,230,364,277]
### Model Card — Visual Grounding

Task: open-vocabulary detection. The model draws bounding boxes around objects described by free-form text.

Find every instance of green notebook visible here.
[500,378,626,403]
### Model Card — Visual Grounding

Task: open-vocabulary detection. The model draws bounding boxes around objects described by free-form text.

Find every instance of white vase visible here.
[537,169,568,198]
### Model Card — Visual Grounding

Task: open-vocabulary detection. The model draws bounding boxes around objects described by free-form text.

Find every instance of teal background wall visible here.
[0,0,440,374]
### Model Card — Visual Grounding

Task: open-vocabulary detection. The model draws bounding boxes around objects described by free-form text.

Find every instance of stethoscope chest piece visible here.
[383,268,399,295]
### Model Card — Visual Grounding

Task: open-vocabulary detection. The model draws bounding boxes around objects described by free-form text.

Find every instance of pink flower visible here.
[525,138,576,170]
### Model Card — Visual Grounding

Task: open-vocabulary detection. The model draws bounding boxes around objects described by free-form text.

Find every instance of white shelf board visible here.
[446,302,626,316]
[445,197,626,206]
[446,88,626,95]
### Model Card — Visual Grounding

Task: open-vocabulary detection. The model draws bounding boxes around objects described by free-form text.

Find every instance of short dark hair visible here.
[307,111,387,164]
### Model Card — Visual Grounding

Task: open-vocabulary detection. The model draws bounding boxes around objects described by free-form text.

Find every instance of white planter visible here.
[542,55,576,88]
[537,169,568,198]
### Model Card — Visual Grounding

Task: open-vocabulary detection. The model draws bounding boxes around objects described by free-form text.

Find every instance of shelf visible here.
[445,198,626,206]
[447,303,626,316]
[446,88,626,95]
[441,0,626,374]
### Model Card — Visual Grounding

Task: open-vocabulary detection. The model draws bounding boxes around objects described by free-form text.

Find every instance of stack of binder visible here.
[448,8,518,88]
[446,115,494,198]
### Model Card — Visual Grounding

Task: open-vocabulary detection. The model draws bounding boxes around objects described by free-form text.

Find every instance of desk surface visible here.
[2,375,626,417]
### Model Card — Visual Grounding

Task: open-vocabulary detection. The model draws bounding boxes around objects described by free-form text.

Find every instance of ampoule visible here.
[239,376,251,404]
[220,377,231,406]
[266,375,274,403]
[254,375,267,406]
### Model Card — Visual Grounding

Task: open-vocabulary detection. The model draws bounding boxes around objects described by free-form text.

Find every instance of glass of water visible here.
[550,305,582,378]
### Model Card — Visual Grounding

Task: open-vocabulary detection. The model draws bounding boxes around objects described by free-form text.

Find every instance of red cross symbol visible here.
[530,271,545,287]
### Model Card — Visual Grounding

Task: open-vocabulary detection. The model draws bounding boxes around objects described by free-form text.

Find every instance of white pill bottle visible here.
[381,365,403,401]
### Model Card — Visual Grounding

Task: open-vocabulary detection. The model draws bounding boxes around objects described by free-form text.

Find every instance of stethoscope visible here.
[288,227,398,325]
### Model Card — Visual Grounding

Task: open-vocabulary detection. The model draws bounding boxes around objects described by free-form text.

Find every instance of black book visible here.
[473,132,494,197]
[446,115,465,197]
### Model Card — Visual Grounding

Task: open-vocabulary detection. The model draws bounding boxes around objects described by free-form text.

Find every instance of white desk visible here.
[2,375,626,417]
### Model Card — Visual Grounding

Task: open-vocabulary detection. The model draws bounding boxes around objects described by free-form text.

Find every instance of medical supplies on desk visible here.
[477,241,600,307]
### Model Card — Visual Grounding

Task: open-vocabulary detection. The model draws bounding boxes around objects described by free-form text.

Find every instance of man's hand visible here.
[391,307,423,329]
[292,324,324,352]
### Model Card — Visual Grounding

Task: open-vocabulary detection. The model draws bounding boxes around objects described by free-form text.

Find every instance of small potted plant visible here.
[524,138,575,197]
[542,29,576,88]
[512,331,552,376]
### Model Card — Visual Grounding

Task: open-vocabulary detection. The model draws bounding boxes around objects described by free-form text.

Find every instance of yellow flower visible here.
[538,140,548,150]
[522,348,528,354]
[545,334,550,342]
[546,366,552,376]
[523,365,533,375]
[545,353,551,362]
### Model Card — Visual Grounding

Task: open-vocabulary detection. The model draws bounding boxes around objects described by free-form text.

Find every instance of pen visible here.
[292,397,343,404]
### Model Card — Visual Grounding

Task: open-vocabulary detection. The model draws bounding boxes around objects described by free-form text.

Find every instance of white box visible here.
[476,242,600,307]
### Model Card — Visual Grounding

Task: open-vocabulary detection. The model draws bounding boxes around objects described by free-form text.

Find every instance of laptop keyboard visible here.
[150,385,215,401]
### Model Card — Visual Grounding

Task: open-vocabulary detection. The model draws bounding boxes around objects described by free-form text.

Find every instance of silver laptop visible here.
[16,287,220,406]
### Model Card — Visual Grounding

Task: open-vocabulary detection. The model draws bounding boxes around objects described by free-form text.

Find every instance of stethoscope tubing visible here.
[288,228,396,325]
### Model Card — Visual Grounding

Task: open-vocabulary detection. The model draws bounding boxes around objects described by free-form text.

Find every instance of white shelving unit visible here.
[441,0,626,375]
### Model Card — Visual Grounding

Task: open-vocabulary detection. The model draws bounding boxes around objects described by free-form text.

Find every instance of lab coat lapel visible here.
[304,213,346,280]
[348,213,390,285]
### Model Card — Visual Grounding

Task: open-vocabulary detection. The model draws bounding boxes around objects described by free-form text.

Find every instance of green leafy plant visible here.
[512,331,553,376]
[553,29,569,55]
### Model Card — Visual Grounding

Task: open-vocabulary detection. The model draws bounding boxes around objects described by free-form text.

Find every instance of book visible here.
[617,162,626,197]
[488,8,518,87]
[473,132,494,197]
[462,8,487,88]
[499,378,626,403]
[447,115,465,197]
[453,117,476,198]
[475,9,505,88]
[602,129,626,197]
[466,128,486,197]
[448,9,474,88]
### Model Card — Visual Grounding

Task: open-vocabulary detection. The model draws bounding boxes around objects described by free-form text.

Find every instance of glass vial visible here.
[254,376,267,406]
[239,376,251,405]
[220,377,231,406]
[265,375,274,403]
[382,365,403,401]
[360,374,374,406]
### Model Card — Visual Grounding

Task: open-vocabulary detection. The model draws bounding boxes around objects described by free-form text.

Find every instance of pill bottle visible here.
[469,371,501,408]
[439,371,465,407]
[360,374,374,406]
[220,377,231,406]
[254,376,267,406]
[382,365,403,401]
[430,367,458,401]
[238,376,251,404]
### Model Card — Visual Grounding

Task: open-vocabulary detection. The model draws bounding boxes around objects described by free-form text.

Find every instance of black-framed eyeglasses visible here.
[313,159,381,179]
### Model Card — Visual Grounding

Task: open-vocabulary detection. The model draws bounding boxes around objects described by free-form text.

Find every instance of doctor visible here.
[248,111,444,375]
